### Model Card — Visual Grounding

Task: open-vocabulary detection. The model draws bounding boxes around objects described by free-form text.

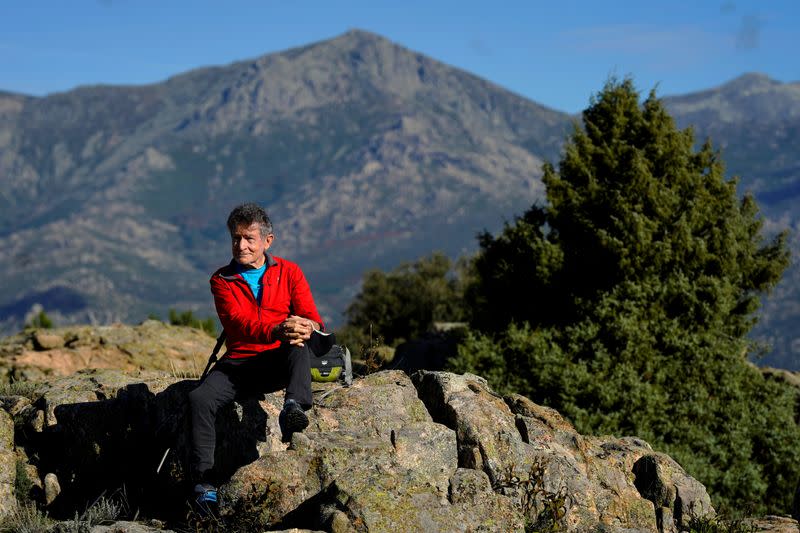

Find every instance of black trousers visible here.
[188,343,312,480]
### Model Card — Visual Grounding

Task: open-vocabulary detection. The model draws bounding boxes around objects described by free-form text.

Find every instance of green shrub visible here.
[13,461,33,507]
[168,309,217,336]
[26,310,53,329]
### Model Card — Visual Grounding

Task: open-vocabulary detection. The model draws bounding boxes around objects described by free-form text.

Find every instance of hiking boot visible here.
[193,482,219,517]
[279,399,309,442]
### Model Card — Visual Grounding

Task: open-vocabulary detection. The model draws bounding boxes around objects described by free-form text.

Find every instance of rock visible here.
[0,488,14,521]
[0,408,14,449]
[0,409,16,518]
[0,395,33,417]
[0,322,216,378]
[744,516,800,532]
[316,466,523,532]
[5,367,720,532]
[44,472,61,505]
[412,370,714,532]
[20,460,43,497]
[17,405,45,435]
[448,467,492,504]
[633,453,715,531]
[89,521,177,532]
[220,371,460,529]
[762,367,800,390]
[327,509,354,533]
[32,330,65,351]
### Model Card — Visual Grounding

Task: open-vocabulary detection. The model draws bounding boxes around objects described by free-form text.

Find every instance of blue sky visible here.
[1,0,797,113]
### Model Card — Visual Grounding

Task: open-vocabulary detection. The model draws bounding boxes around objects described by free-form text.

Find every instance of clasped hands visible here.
[272,315,319,346]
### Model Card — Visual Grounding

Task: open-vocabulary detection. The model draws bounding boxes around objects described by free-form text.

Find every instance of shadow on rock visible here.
[17,374,269,522]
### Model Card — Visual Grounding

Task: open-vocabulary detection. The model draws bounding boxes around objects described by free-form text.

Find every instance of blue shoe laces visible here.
[194,484,218,504]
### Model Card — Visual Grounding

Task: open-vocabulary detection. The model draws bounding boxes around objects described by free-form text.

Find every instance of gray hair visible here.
[226,203,273,237]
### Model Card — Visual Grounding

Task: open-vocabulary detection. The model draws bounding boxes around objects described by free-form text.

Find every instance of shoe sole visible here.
[285,408,309,433]
[281,408,309,442]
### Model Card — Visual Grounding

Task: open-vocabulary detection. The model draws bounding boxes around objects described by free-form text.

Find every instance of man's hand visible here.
[272,315,319,346]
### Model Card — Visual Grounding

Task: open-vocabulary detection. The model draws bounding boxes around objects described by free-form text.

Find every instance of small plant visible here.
[13,460,33,506]
[169,357,202,380]
[360,324,385,375]
[492,461,569,533]
[0,502,53,533]
[57,494,122,533]
[685,515,757,533]
[0,380,42,401]
[84,495,122,526]
[168,309,217,337]
[26,310,53,329]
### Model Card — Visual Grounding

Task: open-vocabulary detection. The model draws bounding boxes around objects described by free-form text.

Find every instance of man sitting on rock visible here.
[188,202,324,511]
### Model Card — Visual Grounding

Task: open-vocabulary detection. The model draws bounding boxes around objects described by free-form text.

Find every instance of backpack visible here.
[306,330,353,386]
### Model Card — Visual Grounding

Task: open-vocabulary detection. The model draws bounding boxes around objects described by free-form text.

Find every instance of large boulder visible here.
[412,370,715,532]
[743,515,800,533]
[219,371,485,531]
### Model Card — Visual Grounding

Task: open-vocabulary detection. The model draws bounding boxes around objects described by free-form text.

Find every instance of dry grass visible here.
[0,503,52,533]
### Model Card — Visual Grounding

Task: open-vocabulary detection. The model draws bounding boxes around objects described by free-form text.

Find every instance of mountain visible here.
[0,29,570,333]
[665,72,800,201]
[1,31,799,368]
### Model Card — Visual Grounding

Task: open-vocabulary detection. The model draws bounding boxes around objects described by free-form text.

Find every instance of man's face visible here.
[231,222,273,268]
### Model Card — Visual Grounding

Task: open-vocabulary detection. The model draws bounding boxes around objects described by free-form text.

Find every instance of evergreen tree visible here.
[453,78,798,513]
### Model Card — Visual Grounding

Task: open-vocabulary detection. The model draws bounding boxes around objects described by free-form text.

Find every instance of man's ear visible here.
[264,233,275,250]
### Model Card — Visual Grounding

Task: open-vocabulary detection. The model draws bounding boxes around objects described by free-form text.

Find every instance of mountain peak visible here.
[721,72,777,91]
[341,28,387,40]
[665,71,800,124]
[311,28,399,52]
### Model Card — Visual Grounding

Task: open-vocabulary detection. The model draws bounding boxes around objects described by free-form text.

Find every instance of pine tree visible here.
[454,78,798,513]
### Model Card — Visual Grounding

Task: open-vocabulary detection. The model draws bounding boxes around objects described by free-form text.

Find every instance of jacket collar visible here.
[219,253,277,280]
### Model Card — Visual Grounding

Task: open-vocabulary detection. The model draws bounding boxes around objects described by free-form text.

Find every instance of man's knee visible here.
[286,343,311,362]
[189,383,219,413]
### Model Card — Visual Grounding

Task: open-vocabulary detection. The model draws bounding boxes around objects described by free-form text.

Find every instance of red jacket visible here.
[210,254,324,359]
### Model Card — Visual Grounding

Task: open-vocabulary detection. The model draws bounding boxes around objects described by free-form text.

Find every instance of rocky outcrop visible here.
[412,371,713,532]
[0,366,726,532]
[744,516,800,532]
[0,322,216,380]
